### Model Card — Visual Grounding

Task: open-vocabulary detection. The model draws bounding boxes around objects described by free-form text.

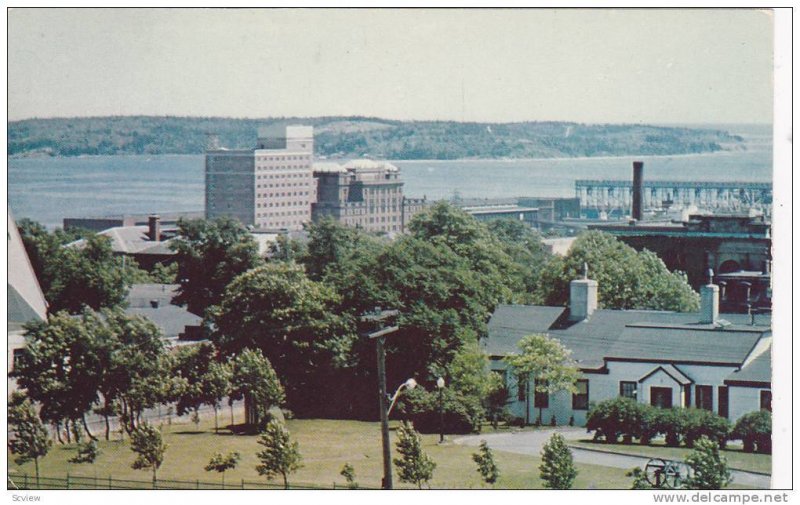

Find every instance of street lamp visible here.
[437,377,446,443]
[387,378,417,416]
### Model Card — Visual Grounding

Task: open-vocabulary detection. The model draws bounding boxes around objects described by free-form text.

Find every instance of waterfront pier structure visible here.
[575,179,772,218]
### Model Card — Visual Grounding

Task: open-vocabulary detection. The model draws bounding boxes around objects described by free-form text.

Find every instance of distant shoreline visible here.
[10,147,763,164]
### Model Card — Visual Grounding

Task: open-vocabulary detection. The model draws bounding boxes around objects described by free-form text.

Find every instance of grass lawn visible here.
[567,439,771,475]
[9,413,633,490]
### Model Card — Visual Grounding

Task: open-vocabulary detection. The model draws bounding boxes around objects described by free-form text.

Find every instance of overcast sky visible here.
[8,8,774,124]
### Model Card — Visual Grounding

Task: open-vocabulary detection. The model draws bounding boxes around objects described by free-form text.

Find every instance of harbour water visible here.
[8,125,773,229]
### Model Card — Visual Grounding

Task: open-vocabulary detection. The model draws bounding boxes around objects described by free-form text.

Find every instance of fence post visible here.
[197,479,200,490]
[108,475,112,490]
[66,473,70,490]
[241,478,244,490]
[23,474,27,489]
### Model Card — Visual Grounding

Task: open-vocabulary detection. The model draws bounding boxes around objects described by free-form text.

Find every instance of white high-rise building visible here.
[206,125,316,231]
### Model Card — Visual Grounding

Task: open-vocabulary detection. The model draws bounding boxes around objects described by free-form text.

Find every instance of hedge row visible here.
[586,398,771,453]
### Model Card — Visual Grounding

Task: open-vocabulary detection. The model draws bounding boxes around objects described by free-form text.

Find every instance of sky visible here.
[7,8,774,124]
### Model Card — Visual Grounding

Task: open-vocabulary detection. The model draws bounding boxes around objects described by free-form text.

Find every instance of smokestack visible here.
[148,215,161,242]
[632,161,644,221]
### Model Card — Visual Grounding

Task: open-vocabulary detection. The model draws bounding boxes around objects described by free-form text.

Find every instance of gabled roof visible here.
[638,364,693,385]
[126,306,202,340]
[8,211,48,328]
[485,303,771,370]
[68,226,176,256]
[725,345,771,387]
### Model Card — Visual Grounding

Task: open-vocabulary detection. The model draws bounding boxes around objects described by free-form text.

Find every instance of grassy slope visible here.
[9,416,633,490]
[568,439,771,475]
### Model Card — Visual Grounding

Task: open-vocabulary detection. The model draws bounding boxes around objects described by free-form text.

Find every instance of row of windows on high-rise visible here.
[257,201,311,208]
[256,155,311,162]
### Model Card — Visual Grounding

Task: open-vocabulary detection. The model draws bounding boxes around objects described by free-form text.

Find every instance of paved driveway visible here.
[453,428,770,489]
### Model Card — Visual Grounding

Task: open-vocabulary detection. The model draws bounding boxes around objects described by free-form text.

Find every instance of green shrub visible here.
[586,397,642,443]
[399,387,484,434]
[635,405,660,445]
[684,436,732,489]
[731,410,771,454]
[653,408,688,447]
[683,409,730,448]
[539,433,577,489]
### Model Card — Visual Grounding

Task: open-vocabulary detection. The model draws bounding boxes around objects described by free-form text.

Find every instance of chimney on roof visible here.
[148,215,161,242]
[150,299,159,309]
[569,264,598,321]
[632,161,644,221]
[699,268,719,325]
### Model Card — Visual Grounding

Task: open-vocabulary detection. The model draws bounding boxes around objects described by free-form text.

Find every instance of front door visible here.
[650,387,673,408]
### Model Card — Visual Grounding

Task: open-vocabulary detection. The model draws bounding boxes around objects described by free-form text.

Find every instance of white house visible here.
[8,211,49,394]
[484,275,772,426]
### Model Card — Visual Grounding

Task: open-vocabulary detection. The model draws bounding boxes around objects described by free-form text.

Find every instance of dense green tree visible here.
[102,309,179,434]
[8,393,51,487]
[394,421,436,489]
[539,433,578,489]
[229,348,285,429]
[505,333,581,424]
[256,420,303,489]
[486,219,552,303]
[171,217,262,316]
[731,410,772,454]
[172,342,232,433]
[209,262,353,413]
[205,451,240,487]
[472,440,500,485]
[684,437,732,490]
[538,231,699,311]
[130,423,167,481]
[13,310,108,441]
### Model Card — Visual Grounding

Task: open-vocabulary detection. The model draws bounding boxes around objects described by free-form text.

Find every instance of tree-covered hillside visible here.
[8,116,743,159]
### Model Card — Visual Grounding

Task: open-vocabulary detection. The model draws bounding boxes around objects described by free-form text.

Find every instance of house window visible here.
[684,385,692,407]
[517,377,527,402]
[695,385,713,411]
[534,379,549,408]
[650,387,673,408]
[12,349,24,371]
[491,369,507,390]
[718,386,729,418]
[619,381,637,399]
[572,379,589,410]
[760,390,772,412]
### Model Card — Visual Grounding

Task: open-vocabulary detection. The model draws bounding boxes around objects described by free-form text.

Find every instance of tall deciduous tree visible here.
[172,342,232,433]
[171,217,262,316]
[209,262,353,413]
[256,420,303,489]
[130,423,167,482]
[8,393,51,487]
[13,310,108,441]
[102,309,179,434]
[505,333,581,424]
[229,348,285,429]
[538,230,699,312]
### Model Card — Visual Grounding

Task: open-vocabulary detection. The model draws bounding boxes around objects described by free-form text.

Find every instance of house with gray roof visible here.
[8,210,48,393]
[484,275,771,426]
